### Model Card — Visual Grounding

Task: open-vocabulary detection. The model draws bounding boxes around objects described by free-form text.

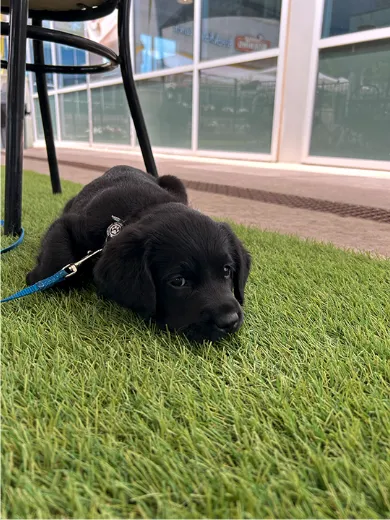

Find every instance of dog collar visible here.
[106,215,124,242]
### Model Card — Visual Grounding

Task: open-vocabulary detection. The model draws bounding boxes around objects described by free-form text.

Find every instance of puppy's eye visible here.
[223,265,232,278]
[170,276,187,288]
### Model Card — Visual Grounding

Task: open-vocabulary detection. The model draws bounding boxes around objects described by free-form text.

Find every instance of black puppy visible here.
[27,166,251,342]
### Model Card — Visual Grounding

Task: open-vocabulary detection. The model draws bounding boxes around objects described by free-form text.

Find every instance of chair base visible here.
[2,0,158,236]
[3,0,28,235]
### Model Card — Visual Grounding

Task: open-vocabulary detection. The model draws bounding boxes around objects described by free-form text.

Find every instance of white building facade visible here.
[29,0,390,172]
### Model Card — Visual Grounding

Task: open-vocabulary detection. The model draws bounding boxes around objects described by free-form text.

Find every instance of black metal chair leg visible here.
[117,0,158,178]
[4,0,29,235]
[33,19,62,194]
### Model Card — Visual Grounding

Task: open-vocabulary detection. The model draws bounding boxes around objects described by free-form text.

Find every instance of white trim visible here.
[301,0,325,162]
[270,0,290,161]
[55,141,133,151]
[54,82,89,95]
[33,139,48,147]
[86,78,93,146]
[190,149,273,161]
[87,142,133,151]
[197,47,279,70]
[136,145,273,162]
[88,76,123,90]
[30,142,390,178]
[319,26,390,49]
[191,71,199,148]
[305,155,390,173]
[191,0,201,152]
[42,139,272,161]
[30,93,39,142]
[134,65,194,81]
[85,34,93,146]
[54,92,62,141]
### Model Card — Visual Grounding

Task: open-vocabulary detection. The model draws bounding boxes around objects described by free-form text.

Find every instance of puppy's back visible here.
[65,165,158,214]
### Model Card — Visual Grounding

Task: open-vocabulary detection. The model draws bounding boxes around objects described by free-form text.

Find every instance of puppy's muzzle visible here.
[214,311,240,333]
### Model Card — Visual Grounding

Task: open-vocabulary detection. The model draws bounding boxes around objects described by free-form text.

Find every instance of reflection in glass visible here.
[201,0,281,62]
[322,0,390,38]
[134,0,194,73]
[59,91,89,141]
[54,22,87,88]
[136,74,192,148]
[199,59,277,153]
[92,85,130,144]
[34,97,57,139]
[310,40,390,161]
[85,12,121,83]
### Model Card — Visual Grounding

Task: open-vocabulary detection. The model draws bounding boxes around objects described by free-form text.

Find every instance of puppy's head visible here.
[94,203,251,342]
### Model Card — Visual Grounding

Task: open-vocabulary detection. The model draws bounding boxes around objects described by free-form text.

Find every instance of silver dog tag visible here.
[106,215,124,241]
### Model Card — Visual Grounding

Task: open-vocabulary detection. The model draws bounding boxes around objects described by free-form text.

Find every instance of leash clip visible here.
[63,248,103,278]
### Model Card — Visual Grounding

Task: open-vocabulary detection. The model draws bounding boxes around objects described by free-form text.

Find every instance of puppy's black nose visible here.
[215,312,240,332]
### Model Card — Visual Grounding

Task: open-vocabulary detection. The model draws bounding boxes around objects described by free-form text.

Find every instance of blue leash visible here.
[1,248,103,303]
[1,220,25,254]
[1,268,71,302]
[1,214,120,303]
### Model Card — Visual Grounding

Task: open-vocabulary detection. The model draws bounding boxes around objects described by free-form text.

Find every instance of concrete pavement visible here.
[2,147,390,257]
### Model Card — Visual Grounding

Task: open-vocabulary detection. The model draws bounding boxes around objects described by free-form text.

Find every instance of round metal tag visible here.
[106,221,123,240]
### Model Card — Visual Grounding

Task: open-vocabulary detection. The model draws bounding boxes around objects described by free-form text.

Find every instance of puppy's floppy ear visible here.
[158,175,188,205]
[93,227,156,319]
[220,223,251,305]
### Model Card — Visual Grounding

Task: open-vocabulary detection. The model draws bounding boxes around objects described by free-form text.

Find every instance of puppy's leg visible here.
[26,216,78,286]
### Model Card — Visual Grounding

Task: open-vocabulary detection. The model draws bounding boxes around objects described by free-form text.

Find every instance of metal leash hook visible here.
[1,248,103,303]
[1,215,120,302]
[63,248,103,278]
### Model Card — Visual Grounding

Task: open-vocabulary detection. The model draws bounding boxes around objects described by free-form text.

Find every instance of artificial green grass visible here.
[1,170,390,519]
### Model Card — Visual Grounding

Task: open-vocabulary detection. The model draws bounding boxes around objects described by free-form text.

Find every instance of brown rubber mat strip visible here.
[184,180,390,223]
[23,155,390,224]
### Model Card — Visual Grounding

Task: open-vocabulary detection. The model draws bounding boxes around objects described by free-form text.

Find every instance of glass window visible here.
[85,12,121,83]
[199,58,277,153]
[322,0,390,38]
[310,40,390,161]
[136,73,192,148]
[54,22,87,88]
[56,45,87,88]
[92,85,130,144]
[59,91,89,141]
[201,0,282,62]
[134,0,194,73]
[33,96,58,140]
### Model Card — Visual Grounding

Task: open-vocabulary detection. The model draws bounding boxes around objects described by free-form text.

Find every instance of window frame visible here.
[302,0,390,171]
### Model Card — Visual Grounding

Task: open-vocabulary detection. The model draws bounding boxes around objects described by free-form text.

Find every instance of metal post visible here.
[4,0,29,235]
[118,0,158,177]
[32,19,62,194]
